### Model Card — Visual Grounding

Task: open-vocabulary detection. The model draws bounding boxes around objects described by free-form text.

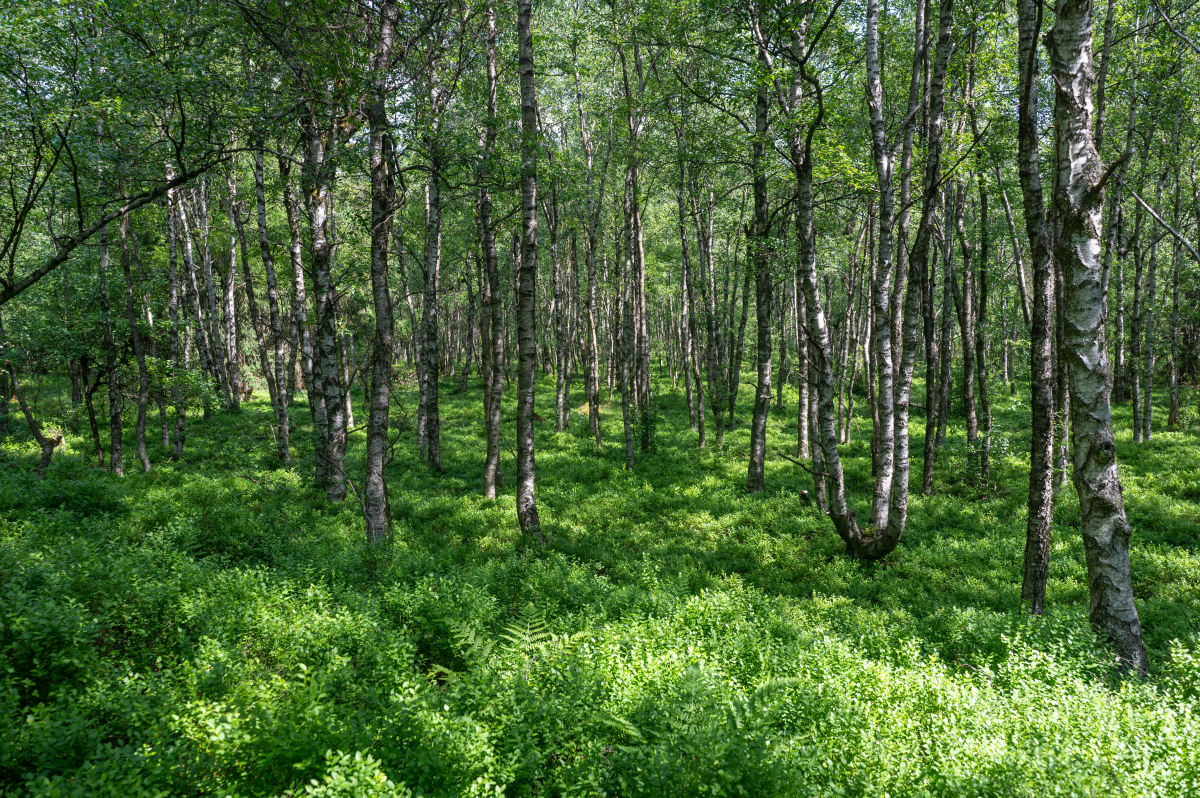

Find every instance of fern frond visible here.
[451,622,495,662]
[499,603,552,654]
[593,709,647,745]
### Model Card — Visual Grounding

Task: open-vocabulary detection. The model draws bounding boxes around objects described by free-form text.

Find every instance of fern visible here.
[499,603,554,656]
[497,603,586,680]
[453,622,496,663]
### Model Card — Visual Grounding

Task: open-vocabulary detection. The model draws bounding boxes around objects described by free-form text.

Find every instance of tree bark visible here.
[364,0,398,544]
[231,165,273,410]
[221,170,242,409]
[165,184,187,459]
[5,363,61,479]
[909,0,955,496]
[952,185,980,480]
[746,35,772,494]
[421,146,443,471]
[278,152,314,412]
[98,213,123,475]
[572,44,604,452]
[194,183,233,406]
[302,113,345,500]
[1047,0,1147,674]
[1016,0,1055,614]
[480,0,504,497]
[865,0,897,530]
[117,213,151,472]
[516,0,542,540]
[255,141,290,459]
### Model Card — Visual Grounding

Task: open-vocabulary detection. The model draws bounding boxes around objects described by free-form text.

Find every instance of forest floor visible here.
[3,372,1200,797]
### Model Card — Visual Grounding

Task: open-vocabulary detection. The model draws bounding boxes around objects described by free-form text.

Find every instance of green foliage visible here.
[1,377,1199,796]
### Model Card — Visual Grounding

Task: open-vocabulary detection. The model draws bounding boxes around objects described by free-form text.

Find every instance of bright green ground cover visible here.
[2,374,1200,796]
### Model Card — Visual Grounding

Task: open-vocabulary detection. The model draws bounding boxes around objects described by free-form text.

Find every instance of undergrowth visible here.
[1,374,1199,796]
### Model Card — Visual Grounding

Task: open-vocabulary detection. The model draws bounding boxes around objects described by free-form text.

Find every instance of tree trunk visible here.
[231,165,273,410]
[118,213,151,472]
[303,114,345,500]
[1131,230,1144,441]
[6,364,61,479]
[1047,0,1147,674]
[255,142,290,459]
[194,183,233,406]
[730,252,751,426]
[746,51,772,494]
[675,147,705,447]
[176,188,216,419]
[936,195,954,453]
[480,0,504,497]
[1141,233,1157,442]
[865,0,897,530]
[459,259,476,393]
[165,184,187,459]
[516,0,543,540]
[910,0,955,496]
[99,215,123,475]
[1168,159,1182,427]
[1016,0,1055,615]
[278,152,314,413]
[421,79,444,471]
[364,0,398,544]
[222,170,242,409]
[573,43,604,451]
[620,179,636,469]
[952,184,980,481]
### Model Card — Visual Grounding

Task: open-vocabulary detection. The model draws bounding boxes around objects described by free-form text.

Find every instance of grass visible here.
[1,369,1199,796]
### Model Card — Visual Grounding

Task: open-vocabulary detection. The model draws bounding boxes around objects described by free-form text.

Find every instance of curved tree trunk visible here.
[1047,0,1147,674]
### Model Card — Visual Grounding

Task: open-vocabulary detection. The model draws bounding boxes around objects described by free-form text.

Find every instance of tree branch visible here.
[1123,179,1200,264]
[0,157,225,307]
